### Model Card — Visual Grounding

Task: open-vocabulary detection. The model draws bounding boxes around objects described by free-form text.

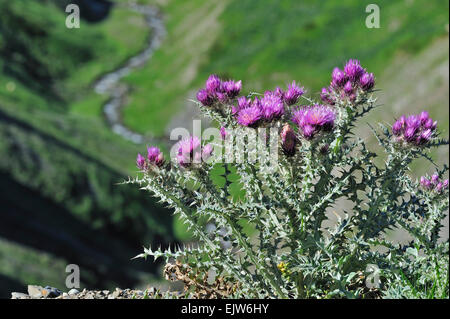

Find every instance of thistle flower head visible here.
[344,59,364,82]
[292,105,335,139]
[332,67,347,87]
[216,92,228,103]
[136,153,145,170]
[196,88,213,106]
[222,80,242,98]
[237,96,252,109]
[260,91,284,120]
[236,105,262,127]
[147,146,165,167]
[392,115,406,136]
[392,111,437,146]
[320,87,335,105]
[175,136,213,167]
[343,81,353,95]
[283,81,304,105]
[206,74,222,94]
[274,86,284,98]
[420,173,448,193]
[176,136,202,167]
[359,72,375,91]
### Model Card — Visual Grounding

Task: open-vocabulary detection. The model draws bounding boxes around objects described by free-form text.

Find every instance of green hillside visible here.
[0,0,448,297]
[0,0,174,297]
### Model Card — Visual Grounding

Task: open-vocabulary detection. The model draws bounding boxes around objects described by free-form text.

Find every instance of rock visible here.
[28,285,46,298]
[44,286,62,298]
[11,292,30,299]
[68,288,79,295]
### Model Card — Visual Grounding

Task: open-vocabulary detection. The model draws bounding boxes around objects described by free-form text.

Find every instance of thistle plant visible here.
[127,59,449,299]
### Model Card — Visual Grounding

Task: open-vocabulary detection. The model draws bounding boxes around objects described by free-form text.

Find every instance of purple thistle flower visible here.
[302,125,316,139]
[392,116,406,136]
[320,87,335,105]
[420,176,432,189]
[283,81,304,105]
[404,126,417,142]
[237,96,252,110]
[423,117,437,130]
[147,146,161,161]
[443,179,449,189]
[280,123,297,155]
[419,111,429,124]
[216,92,228,103]
[236,105,262,127]
[343,81,353,95]
[176,136,201,167]
[146,146,165,167]
[344,59,364,82]
[405,115,421,131]
[435,182,444,192]
[292,105,335,139]
[136,153,145,170]
[417,129,432,145]
[196,89,213,106]
[222,80,242,98]
[261,91,284,120]
[431,173,439,185]
[332,67,347,87]
[393,111,438,146]
[206,74,222,94]
[359,72,375,91]
[274,87,284,98]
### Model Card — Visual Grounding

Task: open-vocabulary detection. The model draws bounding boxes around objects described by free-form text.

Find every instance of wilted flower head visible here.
[237,105,262,127]
[392,111,437,146]
[280,123,297,156]
[292,105,335,139]
[260,91,284,120]
[283,81,304,105]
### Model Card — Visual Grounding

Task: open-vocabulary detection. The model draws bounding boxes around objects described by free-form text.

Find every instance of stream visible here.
[94,3,166,144]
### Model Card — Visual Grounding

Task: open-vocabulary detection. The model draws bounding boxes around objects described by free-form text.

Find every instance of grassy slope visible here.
[121,0,448,140]
[0,0,174,295]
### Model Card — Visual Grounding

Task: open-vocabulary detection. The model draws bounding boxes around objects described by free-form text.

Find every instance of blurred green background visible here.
[0,0,448,297]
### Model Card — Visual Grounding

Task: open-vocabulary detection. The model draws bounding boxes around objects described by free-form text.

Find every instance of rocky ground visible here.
[11,285,178,299]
